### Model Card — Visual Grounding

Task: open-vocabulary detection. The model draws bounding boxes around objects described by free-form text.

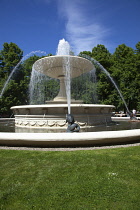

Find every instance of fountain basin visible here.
[33,55,95,102]
[0,129,140,147]
[33,55,94,78]
[11,104,115,130]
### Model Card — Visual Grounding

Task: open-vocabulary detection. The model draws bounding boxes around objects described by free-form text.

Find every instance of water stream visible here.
[56,39,72,114]
[0,50,46,98]
[92,58,130,113]
[81,54,130,113]
[29,67,47,104]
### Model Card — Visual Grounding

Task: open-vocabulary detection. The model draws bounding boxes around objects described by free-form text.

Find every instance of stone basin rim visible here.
[11,104,115,109]
[0,129,140,147]
[33,55,95,79]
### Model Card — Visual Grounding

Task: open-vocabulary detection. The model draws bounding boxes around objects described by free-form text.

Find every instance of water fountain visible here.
[0,39,140,146]
[10,39,115,132]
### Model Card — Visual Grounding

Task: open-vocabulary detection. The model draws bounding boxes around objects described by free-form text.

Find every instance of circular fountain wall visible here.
[11,104,115,132]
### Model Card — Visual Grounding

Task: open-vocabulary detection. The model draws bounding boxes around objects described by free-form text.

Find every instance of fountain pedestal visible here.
[47,75,82,104]
[53,75,67,102]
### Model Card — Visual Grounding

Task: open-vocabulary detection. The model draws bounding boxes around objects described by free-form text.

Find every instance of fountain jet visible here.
[11,39,115,132]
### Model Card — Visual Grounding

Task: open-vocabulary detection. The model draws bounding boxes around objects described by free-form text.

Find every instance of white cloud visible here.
[58,0,110,54]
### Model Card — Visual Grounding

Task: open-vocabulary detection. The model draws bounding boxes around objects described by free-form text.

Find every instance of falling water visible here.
[0,50,46,98]
[81,54,129,113]
[80,54,130,112]
[29,67,46,104]
[88,68,98,103]
[56,38,72,114]
[91,58,130,113]
[29,66,58,104]
[71,68,97,104]
[63,56,71,114]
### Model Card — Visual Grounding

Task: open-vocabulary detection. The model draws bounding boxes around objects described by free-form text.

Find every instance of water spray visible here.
[80,54,131,115]
[0,50,46,98]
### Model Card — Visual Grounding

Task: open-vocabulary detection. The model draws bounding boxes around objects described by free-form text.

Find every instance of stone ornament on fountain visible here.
[66,114,80,133]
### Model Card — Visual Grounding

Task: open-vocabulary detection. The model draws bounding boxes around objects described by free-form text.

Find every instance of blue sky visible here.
[0,0,140,57]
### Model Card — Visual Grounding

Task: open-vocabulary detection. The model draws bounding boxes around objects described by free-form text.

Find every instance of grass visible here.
[0,146,140,210]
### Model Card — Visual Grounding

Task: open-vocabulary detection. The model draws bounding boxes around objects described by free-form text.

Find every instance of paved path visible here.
[0,142,140,151]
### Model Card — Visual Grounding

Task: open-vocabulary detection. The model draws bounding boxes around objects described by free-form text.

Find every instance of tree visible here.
[0,43,24,116]
[134,42,140,110]
[0,42,23,78]
[79,43,140,112]
[0,45,54,116]
[91,45,114,105]
[135,42,140,54]
[112,44,138,111]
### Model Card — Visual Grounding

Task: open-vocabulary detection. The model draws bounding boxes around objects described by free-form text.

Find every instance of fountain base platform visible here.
[11,104,115,130]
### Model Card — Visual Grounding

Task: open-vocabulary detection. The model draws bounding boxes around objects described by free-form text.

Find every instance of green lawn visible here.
[0,146,140,210]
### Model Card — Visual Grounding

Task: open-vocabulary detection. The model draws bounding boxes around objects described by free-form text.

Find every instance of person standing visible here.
[132,109,136,117]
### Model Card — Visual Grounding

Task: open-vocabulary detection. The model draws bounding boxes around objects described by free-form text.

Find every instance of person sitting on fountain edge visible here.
[66,114,80,133]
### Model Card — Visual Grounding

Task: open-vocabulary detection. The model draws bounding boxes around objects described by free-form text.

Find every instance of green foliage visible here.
[0,43,24,116]
[135,41,140,54]
[0,43,52,116]
[0,147,140,209]
[91,45,114,106]
[79,43,140,111]
[0,42,23,78]
[111,44,139,111]
[22,54,41,77]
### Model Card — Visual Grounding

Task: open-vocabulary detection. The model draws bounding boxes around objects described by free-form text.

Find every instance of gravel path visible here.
[0,142,140,152]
